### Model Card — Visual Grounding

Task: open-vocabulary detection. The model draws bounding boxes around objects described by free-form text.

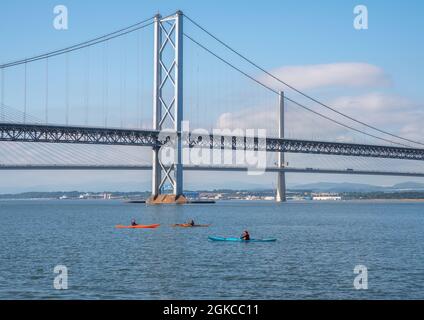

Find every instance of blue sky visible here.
[1,0,424,192]
[1,0,423,93]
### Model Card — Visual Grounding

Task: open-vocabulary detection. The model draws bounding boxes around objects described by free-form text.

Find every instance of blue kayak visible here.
[208,236,277,242]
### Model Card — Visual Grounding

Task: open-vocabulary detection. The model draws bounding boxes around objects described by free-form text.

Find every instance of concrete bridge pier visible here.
[276,91,287,202]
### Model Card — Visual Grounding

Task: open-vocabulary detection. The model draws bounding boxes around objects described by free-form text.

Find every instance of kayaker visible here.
[131,218,138,226]
[241,230,250,241]
[188,219,195,226]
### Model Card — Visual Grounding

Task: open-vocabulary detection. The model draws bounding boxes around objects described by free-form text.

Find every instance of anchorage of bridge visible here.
[1,164,424,178]
[2,122,424,161]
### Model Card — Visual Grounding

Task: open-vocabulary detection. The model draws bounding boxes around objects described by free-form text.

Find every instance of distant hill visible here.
[289,181,424,192]
[391,182,424,190]
[3,181,424,199]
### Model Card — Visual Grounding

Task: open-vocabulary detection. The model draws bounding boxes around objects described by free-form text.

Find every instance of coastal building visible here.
[312,194,342,201]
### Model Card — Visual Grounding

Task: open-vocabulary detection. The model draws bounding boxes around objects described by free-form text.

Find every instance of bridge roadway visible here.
[2,122,424,161]
[1,164,424,178]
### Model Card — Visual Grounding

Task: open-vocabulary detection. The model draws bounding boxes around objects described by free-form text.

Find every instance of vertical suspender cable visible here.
[102,43,106,127]
[105,42,109,127]
[65,52,69,125]
[0,69,3,121]
[84,48,90,126]
[137,30,141,128]
[123,40,127,128]
[196,51,199,127]
[24,62,27,123]
[120,51,123,128]
[45,58,49,124]
[119,39,124,128]
[102,42,109,127]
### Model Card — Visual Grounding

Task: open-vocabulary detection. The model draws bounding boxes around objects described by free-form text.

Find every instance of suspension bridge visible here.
[1,10,424,203]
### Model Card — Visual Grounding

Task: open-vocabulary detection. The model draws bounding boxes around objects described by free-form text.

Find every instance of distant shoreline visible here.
[2,198,424,203]
[3,188,424,202]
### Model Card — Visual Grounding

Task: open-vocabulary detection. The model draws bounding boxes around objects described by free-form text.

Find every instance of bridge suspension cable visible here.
[183,14,424,148]
[136,31,142,128]
[65,53,69,125]
[45,58,49,124]
[0,69,3,121]
[183,33,411,148]
[0,16,155,69]
[0,102,42,123]
[84,49,90,126]
[1,11,421,149]
[102,42,109,128]
[0,141,151,167]
[23,62,27,123]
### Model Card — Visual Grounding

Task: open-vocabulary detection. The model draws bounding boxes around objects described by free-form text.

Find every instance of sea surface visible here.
[1,199,424,300]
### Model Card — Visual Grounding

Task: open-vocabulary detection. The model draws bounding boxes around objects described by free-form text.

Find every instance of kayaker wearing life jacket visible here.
[241,230,250,241]
[131,218,138,226]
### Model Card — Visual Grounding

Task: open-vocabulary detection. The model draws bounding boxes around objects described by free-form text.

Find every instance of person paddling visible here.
[188,219,195,226]
[131,218,138,226]
[241,230,250,241]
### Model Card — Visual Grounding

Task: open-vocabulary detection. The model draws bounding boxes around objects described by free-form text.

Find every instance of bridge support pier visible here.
[276,170,286,202]
[151,146,161,197]
[147,11,187,205]
[276,91,287,202]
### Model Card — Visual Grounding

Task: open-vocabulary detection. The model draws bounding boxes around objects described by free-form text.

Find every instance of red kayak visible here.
[115,224,160,229]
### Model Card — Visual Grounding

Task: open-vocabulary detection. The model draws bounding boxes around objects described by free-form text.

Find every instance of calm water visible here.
[1,199,424,300]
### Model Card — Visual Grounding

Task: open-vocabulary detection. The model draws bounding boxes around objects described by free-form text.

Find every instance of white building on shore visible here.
[312,194,342,201]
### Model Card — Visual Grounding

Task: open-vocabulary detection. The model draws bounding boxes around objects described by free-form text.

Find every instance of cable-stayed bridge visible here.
[1,11,424,203]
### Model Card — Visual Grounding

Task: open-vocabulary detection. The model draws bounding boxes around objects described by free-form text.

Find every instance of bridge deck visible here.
[1,122,424,161]
[1,164,424,178]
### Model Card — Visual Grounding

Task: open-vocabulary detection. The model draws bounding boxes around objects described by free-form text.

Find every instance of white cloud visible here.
[216,104,350,141]
[327,93,424,139]
[260,62,392,90]
[215,92,424,144]
[218,61,420,144]
[331,92,416,112]
[216,110,278,133]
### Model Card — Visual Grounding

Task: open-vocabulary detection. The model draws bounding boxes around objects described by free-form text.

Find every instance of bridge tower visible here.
[276,91,287,202]
[148,11,187,204]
